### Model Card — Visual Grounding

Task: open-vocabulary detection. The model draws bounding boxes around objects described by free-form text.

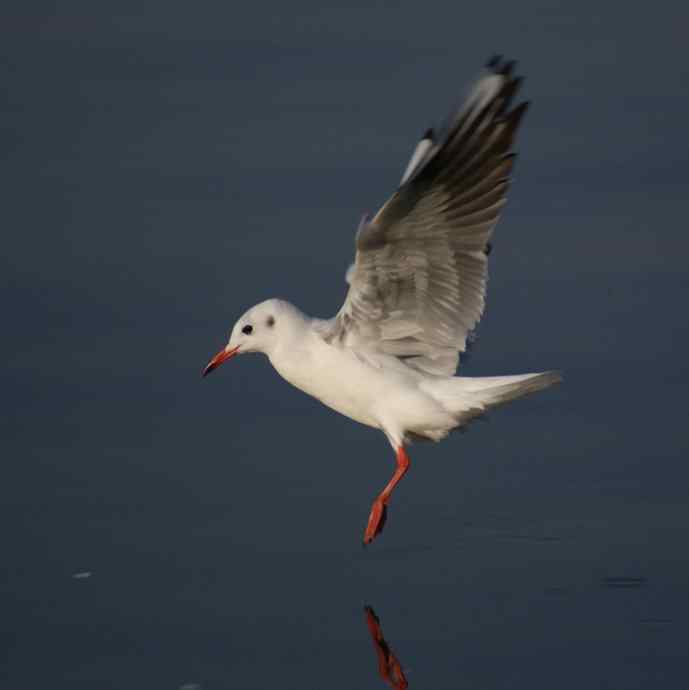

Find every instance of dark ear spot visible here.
[266,315,275,328]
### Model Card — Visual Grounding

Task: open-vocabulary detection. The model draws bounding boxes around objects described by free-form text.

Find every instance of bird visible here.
[202,56,561,545]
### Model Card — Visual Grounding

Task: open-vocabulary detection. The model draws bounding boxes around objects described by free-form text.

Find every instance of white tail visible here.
[422,371,562,427]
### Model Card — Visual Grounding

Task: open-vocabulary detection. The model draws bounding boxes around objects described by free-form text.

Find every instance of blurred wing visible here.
[322,56,528,376]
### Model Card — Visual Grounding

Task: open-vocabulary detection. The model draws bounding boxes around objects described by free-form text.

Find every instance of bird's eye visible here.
[242,325,253,335]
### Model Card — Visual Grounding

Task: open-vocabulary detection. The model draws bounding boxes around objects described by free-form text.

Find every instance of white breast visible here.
[269,335,394,429]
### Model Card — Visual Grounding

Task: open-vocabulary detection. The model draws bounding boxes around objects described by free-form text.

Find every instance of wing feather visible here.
[321,57,529,376]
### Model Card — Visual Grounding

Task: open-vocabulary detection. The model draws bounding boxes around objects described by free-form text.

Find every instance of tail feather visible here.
[422,370,562,428]
[462,371,562,407]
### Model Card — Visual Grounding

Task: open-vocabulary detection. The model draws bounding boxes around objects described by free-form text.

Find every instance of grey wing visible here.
[322,56,528,376]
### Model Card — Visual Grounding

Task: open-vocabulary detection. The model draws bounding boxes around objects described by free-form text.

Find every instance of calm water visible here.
[4,466,688,688]
[3,2,689,688]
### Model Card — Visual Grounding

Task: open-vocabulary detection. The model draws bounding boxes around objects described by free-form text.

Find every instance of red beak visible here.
[202,345,240,377]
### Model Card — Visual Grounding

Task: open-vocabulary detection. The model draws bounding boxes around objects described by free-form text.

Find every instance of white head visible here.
[202,299,301,376]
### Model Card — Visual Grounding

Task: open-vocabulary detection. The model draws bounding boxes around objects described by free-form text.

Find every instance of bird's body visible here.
[257,299,557,447]
[266,301,455,440]
[203,56,561,544]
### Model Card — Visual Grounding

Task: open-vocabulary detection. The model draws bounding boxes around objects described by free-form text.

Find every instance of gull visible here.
[202,56,561,545]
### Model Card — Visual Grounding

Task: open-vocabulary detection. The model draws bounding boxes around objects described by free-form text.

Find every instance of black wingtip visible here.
[486,54,502,69]
[509,100,531,125]
[491,76,524,118]
[422,127,434,141]
[500,59,517,77]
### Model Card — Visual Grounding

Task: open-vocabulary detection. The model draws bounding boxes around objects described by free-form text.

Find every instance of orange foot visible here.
[364,497,388,545]
[363,446,410,545]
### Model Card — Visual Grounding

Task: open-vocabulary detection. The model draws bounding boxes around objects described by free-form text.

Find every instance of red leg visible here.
[364,446,410,545]
[364,606,408,690]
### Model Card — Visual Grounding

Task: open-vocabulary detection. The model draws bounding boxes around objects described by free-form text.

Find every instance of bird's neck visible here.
[267,323,321,397]
[265,303,312,361]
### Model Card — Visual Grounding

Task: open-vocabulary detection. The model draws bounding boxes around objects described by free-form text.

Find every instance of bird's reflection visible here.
[364,605,408,689]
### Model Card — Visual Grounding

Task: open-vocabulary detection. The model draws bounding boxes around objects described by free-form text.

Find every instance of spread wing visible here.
[321,56,528,376]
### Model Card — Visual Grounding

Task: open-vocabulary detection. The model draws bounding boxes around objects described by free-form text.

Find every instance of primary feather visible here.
[322,57,528,376]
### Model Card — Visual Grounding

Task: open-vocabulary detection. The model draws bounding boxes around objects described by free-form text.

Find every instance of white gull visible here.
[203,56,561,545]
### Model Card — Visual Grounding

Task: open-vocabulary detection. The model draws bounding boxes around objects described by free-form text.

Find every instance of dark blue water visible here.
[3,2,689,688]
